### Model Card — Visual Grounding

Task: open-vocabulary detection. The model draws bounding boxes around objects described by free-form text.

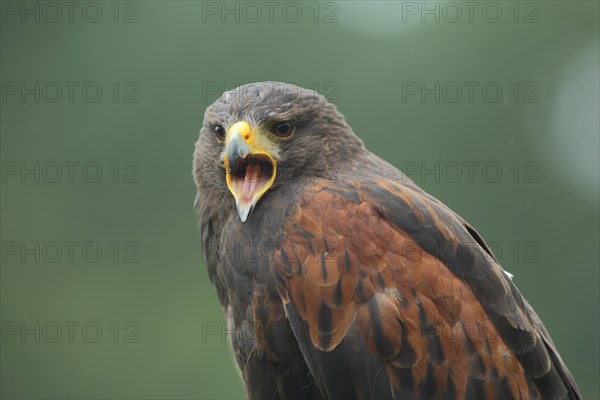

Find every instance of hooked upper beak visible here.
[224,121,276,223]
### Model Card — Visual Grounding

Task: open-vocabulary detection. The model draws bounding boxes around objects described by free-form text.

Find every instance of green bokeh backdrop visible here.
[1,1,598,399]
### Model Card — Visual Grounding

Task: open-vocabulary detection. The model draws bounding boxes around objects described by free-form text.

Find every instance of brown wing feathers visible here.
[274,179,576,399]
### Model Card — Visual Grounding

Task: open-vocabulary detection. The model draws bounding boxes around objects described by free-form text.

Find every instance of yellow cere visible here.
[227,121,253,143]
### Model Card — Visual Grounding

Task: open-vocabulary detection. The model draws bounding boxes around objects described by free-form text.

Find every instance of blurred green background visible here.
[1,1,598,399]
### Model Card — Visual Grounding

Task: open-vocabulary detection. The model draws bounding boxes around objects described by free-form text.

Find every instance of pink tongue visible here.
[242,165,260,201]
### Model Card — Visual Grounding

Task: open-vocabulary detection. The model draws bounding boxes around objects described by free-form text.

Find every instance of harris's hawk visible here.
[193,82,581,399]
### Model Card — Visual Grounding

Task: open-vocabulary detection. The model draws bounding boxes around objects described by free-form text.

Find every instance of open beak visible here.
[224,121,276,223]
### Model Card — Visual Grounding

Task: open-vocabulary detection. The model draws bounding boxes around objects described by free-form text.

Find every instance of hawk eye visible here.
[271,121,294,138]
[214,124,226,142]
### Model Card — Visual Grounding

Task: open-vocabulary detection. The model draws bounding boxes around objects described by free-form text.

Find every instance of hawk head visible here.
[194,82,364,222]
